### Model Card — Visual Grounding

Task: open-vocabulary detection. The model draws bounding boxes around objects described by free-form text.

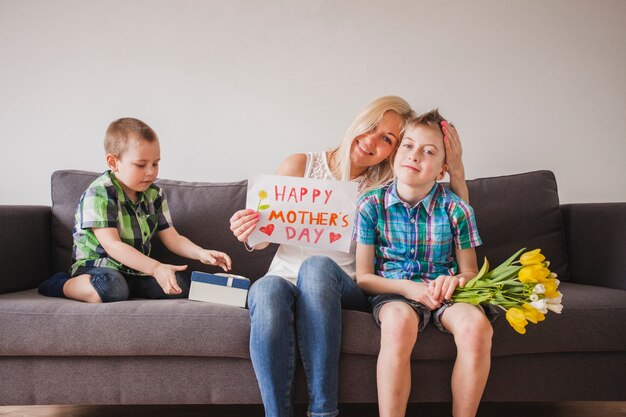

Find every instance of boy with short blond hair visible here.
[39,117,231,302]
[355,109,496,417]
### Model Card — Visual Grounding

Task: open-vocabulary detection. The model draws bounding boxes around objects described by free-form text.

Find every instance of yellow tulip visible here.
[506,307,528,334]
[543,279,560,298]
[519,264,551,283]
[521,303,546,324]
[520,249,546,266]
[258,190,268,200]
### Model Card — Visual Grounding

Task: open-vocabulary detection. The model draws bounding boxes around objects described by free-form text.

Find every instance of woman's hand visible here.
[229,209,260,242]
[442,121,465,179]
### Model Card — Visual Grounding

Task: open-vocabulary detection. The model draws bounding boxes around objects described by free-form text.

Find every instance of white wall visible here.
[1,0,625,205]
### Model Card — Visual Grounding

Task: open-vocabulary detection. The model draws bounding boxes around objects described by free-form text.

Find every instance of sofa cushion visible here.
[341,282,626,359]
[0,290,251,358]
[51,170,278,281]
[465,170,569,280]
[2,282,625,359]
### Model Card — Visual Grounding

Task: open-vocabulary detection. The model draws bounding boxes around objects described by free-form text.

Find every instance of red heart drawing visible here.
[329,232,342,243]
[259,224,275,236]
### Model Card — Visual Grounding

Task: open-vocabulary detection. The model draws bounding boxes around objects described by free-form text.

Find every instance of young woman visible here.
[229,96,467,417]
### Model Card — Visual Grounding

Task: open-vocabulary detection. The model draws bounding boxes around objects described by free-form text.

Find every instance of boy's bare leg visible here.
[63,274,102,303]
[440,303,493,417]
[377,302,420,417]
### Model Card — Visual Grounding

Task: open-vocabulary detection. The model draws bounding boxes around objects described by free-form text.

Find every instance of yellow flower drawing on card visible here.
[257,190,270,211]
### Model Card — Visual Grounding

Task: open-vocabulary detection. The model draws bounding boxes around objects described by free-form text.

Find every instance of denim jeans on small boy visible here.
[247,256,369,417]
[73,266,189,302]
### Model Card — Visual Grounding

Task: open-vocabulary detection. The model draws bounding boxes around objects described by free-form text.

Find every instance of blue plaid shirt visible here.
[355,182,482,282]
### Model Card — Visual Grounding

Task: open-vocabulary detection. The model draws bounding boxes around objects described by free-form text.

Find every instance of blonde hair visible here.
[104,118,158,158]
[329,96,415,192]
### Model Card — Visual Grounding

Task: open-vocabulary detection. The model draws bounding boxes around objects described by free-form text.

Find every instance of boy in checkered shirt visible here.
[354,110,496,417]
[39,118,231,302]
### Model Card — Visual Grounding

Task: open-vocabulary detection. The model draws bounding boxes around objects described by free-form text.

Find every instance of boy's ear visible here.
[106,154,119,172]
[437,163,448,181]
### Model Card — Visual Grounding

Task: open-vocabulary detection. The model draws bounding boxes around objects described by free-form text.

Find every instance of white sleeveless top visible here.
[265,152,363,285]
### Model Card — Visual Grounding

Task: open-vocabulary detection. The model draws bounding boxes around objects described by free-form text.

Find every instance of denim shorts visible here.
[371,293,499,334]
[72,266,190,303]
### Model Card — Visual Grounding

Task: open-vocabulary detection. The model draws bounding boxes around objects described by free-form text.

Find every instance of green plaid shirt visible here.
[70,171,172,275]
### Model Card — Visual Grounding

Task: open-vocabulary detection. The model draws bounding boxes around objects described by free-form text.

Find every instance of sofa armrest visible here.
[561,202,626,290]
[0,205,52,294]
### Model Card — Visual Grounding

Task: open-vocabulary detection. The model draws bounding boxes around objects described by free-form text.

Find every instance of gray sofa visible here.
[1,169,625,405]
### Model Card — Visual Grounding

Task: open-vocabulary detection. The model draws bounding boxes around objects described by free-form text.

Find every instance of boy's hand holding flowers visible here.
[429,274,470,304]
[401,280,440,310]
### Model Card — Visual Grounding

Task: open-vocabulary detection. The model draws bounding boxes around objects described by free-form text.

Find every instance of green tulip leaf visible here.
[465,257,489,288]
[491,248,526,275]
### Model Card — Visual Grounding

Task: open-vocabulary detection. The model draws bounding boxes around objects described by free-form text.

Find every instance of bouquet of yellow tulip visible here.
[451,248,563,334]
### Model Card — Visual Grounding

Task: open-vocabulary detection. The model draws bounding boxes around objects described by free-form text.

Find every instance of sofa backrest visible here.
[51,169,569,281]
[465,170,568,280]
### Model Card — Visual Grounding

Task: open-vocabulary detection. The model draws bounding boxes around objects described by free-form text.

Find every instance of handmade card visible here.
[246,174,358,252]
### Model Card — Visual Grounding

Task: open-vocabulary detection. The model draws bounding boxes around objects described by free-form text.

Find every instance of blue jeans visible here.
[247,256,369,417]
[73,266,190,302]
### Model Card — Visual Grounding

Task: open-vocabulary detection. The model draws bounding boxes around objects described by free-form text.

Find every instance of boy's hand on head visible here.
[403,281,440,310]
[153,263,187,295]
[429,275,461,303]
[198,249,232,272]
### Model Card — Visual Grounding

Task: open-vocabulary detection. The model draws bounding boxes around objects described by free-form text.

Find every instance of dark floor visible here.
[1,403,626,417]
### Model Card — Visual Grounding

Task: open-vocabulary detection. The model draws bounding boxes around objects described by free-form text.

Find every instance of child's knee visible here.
[84,288,103,303]
[380,303,419,350]
[89,269,129,302]
[455,312,493,352]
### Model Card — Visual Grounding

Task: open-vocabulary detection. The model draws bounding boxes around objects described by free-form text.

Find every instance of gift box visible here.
[189,271,251,308]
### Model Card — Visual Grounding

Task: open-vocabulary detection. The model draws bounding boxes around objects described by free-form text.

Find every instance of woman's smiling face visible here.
[350,110,404,171]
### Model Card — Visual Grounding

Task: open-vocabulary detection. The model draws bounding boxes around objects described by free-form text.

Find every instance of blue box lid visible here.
[191,271,251,290]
